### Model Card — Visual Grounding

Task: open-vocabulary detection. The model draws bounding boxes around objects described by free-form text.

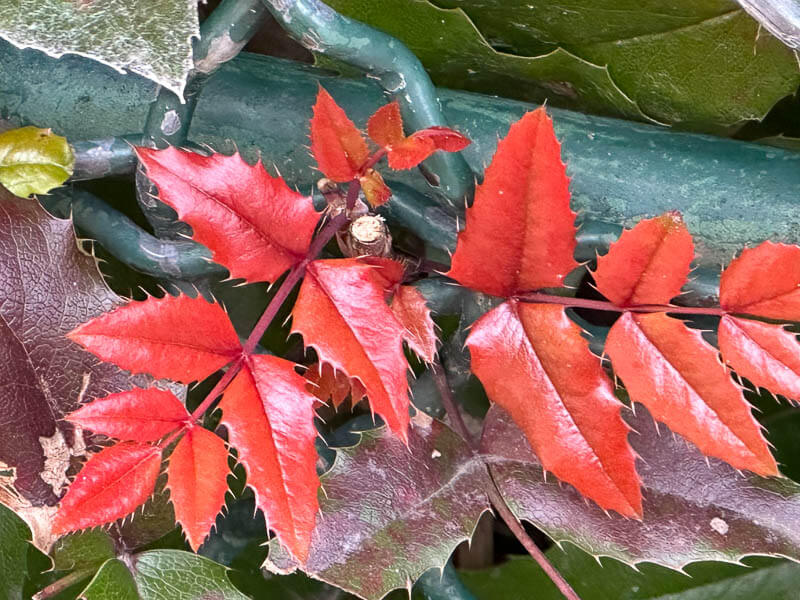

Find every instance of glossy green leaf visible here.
[132,550,247,600]
[461,546,800,600]
[328,0,800,129]
[265,414,492,600]
[51,529,115,572]
[0,1,198,99]
[0,127,73,197]
[0,503,32,600]
[481,404,800,568]
[80,559,138,600]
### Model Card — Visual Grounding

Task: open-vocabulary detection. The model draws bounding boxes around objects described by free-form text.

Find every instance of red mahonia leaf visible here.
[68,295,241,383]
[311,86,369,182]
[719,316,800,402]
[391,285,437,363]
[360,169,392,207]
[292,259,411,440]
[219,354,319,563]
[66,388,189,442]
[306,362,366,410]
[167,425,229,551]
[367,102,469,170]
[720,242,800,320]
[53,442,161,535]
[606,312,777,475]
[447,107,577,297]
[137,147,320,284]
[467,300,642,517]
[593,213,694,306]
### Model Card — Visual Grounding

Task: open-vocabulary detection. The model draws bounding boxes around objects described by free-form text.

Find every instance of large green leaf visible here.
[51,530,115,573]
[265,414,492,600]
[80,559,138,600]
[0,127,73,197]
[481,404,800,568]
[0,0,198,99]
[132,550,247,600]
[0,503,31,600]
[461,546,800,600]
[327,0,800,129]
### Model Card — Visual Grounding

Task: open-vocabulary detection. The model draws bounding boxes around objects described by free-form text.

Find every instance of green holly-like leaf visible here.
[80,559,138,600]
[51,529,115,572]
[481,404,800,568]
[130,550,247,600]
[327,0,800,129]
[264,414,492,600]
[0,503,32,600]
[0,127,74,197]
[461,546,800,600]
[0,0,198,99]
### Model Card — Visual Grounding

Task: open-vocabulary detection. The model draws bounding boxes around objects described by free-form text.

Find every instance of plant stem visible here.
[32,568,94,600]
[429,362,582,600]
[517,292,725,316]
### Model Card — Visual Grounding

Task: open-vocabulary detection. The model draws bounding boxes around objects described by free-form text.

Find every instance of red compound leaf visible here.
[467,300,642,517]
[66,388,189,442]
[137,147,320,284]
[311,86,370,182]
[606,312,777,476]
[292,259,411,441]
[167,425,229,551]
[367,101,469,170]
[447,107,577,297]
[52,442,161,535]
[593,213,694,307]
[305,361,366,410]
[719,315,800,403]
[68,295,242,383]
[720,242,800,320]
[219,354,319,563]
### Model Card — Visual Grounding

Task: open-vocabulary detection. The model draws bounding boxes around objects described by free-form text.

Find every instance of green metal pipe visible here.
[260,0,473,203]
[4,43,800,268]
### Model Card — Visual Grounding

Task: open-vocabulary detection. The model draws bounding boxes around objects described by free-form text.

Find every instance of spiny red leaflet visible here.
[292,259,411,441]
[593,213,694,307]
[310,86,369,182]
[467,301,642,516]
[447,107,577,297]
[137,147,320,284]
[720,242,800,320]
[360,168,392,207]
[66,388,189,442]
[53,442,161,535]
[719,316,800,403]
[367,101,469,170]
[167,424,230,551]
[306,361,366,410]
[219,355,319,563]
[68,294,242,383]
[605,312,777,476]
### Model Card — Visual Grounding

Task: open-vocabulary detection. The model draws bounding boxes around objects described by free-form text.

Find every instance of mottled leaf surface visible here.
[264,415,492,600]
[0,191,172,506]
[482,404,800,567]
[0,127,74,197]
[0,0,198,99]
[131,550,247,600]
[0,502,31,600]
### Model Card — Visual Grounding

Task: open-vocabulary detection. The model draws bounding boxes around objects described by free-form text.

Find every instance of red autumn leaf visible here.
[718,315,800,402]
[305,361,366,410]
[467,300,642,517]
[68,295,242,383]
[292,259,411,441]
[593,213,694,307]
[52,442,161,535]
[360,168,392,207]
[137,147,320,284]
[391,285,437,363]
[66,388,189,442]
[167,425,229,551]
[720,242,800,320]
[218,354,319,563]
[606,312,777,475]
[367,102,469,170]
[447,107,577,297]
[311,86,370,182]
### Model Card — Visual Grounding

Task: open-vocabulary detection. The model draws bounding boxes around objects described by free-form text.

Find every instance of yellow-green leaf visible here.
[0,126,74,197]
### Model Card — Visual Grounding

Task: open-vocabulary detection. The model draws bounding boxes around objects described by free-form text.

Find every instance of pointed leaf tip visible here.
[447,107,577,297]
[311,86,369,182]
